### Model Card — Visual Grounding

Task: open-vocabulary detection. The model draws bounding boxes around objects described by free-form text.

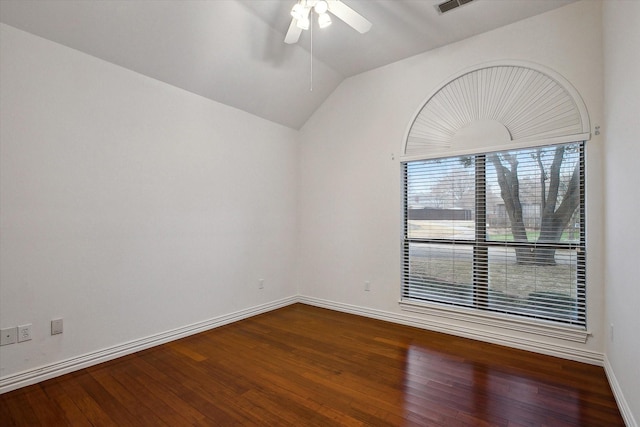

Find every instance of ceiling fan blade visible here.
[327,0,372,34]
[284,18,303,44]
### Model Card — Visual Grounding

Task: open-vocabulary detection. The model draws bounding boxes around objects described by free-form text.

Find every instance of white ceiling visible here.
[0,0,577,129]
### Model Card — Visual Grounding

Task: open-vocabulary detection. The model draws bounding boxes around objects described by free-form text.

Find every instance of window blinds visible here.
[402,142,586,327]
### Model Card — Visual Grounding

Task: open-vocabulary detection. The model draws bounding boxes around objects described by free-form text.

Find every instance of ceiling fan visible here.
[284,0,372,44]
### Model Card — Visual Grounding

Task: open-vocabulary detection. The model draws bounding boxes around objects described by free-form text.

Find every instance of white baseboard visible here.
[298,296,604,366]
[604,355,638,427]
[0,296,298,394]
[0,294,618,401]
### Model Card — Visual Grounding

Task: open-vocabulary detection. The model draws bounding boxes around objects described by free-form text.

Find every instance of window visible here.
[402,142,585,328]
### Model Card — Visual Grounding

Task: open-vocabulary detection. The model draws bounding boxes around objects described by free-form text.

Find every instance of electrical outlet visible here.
[364,281,371,292]
[1,327,17,346]
[18,324,32,342]
[259,279,264,289]
[51,318,63,335]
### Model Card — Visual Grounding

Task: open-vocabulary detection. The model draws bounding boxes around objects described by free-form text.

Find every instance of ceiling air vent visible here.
[437,0,475,14]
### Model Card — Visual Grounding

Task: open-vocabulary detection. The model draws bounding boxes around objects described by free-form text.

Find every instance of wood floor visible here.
[0,304,624,426]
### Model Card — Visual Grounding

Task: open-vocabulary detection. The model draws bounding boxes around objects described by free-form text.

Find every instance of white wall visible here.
[603,1,640,425]
[0,24,298,384]
[298,1,605,359]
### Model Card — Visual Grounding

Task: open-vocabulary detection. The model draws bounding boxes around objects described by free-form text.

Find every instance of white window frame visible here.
[400,143,588,343]
[400,61,592,342]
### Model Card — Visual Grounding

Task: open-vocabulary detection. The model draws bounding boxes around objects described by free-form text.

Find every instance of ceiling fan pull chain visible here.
[310,10,313,92]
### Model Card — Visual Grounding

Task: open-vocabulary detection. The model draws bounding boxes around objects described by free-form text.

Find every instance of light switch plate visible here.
[51,318,63,335]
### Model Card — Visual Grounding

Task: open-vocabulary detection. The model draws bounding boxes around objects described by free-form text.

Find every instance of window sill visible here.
[399,300,590,343]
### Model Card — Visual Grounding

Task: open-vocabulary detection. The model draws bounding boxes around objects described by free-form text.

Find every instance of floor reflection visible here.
[401,343,587,425]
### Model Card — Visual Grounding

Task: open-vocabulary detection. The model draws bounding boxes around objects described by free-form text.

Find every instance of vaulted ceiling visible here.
[0,0,577,129]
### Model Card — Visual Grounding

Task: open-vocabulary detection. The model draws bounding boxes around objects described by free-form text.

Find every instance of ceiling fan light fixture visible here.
[284,0,372,44]
[290,3,307,21]
[314,1,329,14]
[318,12,332,28]
[296,15,310,30]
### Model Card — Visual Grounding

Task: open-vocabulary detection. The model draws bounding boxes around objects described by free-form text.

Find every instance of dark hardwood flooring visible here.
[0,303,624,426]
